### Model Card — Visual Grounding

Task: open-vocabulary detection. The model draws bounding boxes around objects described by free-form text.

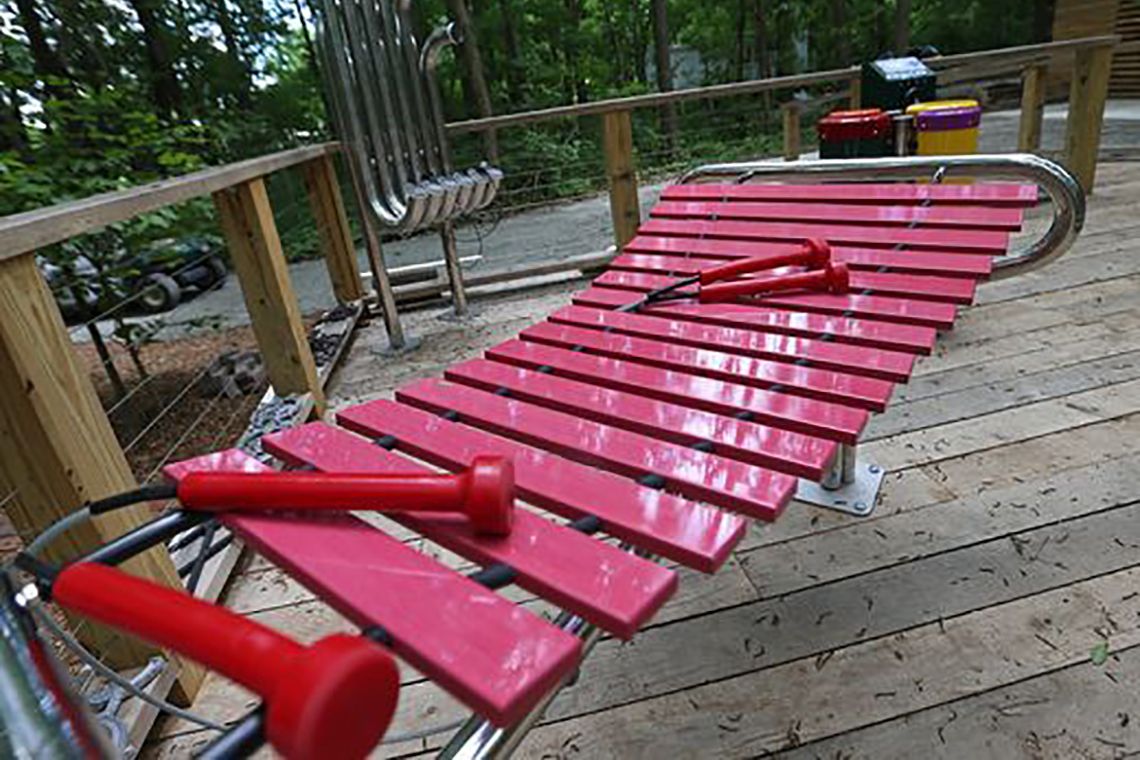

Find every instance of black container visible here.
[861,56,936,111]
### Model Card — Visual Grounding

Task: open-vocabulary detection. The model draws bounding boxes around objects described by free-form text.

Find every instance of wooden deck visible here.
[147,161,1140,759]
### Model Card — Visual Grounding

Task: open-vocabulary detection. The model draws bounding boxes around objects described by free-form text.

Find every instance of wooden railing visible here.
[0,141,374,703]
[446,34,1119,250]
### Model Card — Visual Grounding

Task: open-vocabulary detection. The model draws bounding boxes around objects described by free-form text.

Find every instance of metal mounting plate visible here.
[795,460,885,517]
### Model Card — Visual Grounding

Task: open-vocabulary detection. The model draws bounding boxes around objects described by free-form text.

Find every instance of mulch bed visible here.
[81,325,268,484]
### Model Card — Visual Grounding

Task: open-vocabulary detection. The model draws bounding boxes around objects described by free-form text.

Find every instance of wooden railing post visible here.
[602,110,641,250]
[848,74,862,109]
[1064,43,1114,194]
[439,221,469,316]
[782,102,801,161]
[213,179,326,414]
[1018,63,1047,152]
[0,253,204,703]
[301,154,365,304]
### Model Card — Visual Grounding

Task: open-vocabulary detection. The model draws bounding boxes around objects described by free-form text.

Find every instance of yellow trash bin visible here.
[905,99,982,155]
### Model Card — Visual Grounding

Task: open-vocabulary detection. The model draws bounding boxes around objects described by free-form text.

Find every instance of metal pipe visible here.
[378,0,423,184]
[317,0,407,225]
[357,0,413,190]
[313,0,503,233]
[338,0,404,216]
[680,153,1085,279]
[0,575,111,759]
[420,21,465,219]
[396,0,444,178]
[421,22,461,175]
[370,0,429,231]
[437,612,601,760]
[395,1,458,227]
[376,0,434,232]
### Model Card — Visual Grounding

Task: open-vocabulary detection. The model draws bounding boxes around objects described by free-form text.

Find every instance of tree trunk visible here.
[126,0,182,119]
[1033,0,1055,43]
[211,0,252,106]
[12,0,72,101]
[753,0,771,125]
[444,0,499,160]
[564,0,588,103]
[651,0,676,153]
[498,0,524,103]
[0,39,29,155]
[831,0,851,66]
[894,0,912,54]
[753,0,770,77]
[629,0,647,84]
[293,0,320,77]
[735,0,746,81]
[0,86,28,155]
[601,0,629,83]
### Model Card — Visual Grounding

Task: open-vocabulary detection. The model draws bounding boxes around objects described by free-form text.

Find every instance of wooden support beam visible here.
[0,253,203,703]
[1018,63,1047,152]
[602,110,641,250]
[782,103,801,161]
[213,179,326,414]
[439,221,469,316]
[301,154,365,304]
[848,74,862,109]
[1064,44,1114,194]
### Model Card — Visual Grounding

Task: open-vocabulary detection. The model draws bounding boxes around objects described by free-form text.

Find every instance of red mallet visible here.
[176,455,515,536]
[696,237,832,284]
[698,262,850,304]
[52,562,399,760]
[619,237,833,312]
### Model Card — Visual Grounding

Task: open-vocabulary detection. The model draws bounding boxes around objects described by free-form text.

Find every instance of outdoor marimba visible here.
[6,153,1085,759]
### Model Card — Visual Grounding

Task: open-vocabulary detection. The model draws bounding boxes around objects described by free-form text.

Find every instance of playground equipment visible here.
[1,153,1085,759]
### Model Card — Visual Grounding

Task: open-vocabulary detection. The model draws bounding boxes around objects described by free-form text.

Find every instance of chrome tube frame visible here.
[314,0,503,234]
[0,577,111,758]
[437,612,602,760]
[679,153,1085,279]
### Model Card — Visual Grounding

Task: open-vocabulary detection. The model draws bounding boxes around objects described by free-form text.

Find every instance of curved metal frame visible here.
[314,0,502,235]
[680,153,1086,280]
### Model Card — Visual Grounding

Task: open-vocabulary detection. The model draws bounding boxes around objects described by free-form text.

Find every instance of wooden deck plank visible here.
[515,566,1140,757]
[865,347,1140,441]
[863,377,1140,473]
[898,311,1140,403]
[779,644,1140,758]
[736,453,1140,600]
[535,498,1140,725]
[739,414,1140,556]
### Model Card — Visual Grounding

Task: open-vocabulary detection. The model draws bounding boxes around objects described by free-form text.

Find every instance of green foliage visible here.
[1,0,326,276]
[0,0,1051,261]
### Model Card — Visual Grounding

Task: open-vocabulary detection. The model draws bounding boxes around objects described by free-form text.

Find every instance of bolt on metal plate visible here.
[795,461,886,517]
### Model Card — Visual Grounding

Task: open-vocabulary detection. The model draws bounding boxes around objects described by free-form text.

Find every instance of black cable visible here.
[195,709,266,760]
[86,484,178,515]
[178,533,233,579]
[182,521,219,594]
[84,511,210,566]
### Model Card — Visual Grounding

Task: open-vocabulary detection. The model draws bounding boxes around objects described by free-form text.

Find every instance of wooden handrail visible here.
[446,67,860,134]
[0,142,339,262]
[445,34,1121,135]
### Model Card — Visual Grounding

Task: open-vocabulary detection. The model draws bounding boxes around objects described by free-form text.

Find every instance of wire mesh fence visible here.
[373,90,824,290]
[1,166,348,566]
